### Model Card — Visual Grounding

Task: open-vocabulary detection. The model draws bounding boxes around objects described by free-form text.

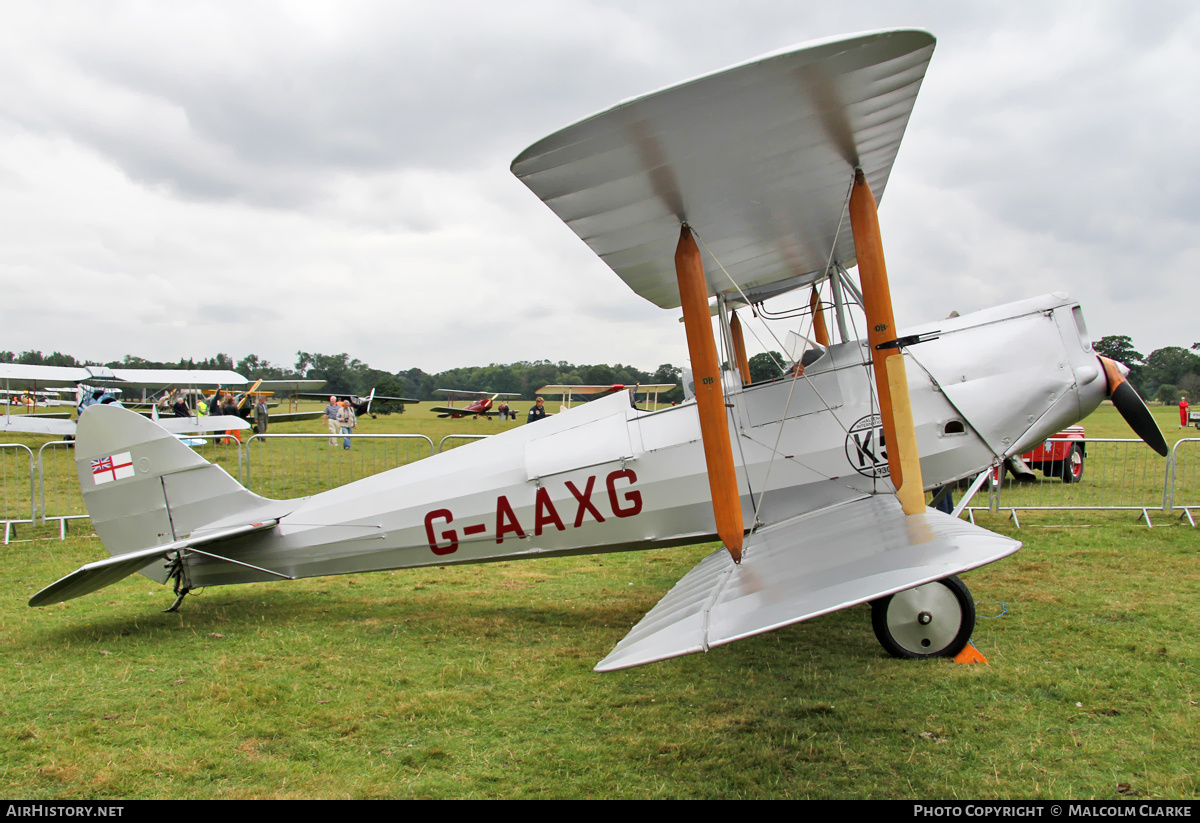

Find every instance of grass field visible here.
[0,402,1196,798]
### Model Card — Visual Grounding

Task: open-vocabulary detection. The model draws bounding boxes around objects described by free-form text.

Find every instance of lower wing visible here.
[596,494,1020,671]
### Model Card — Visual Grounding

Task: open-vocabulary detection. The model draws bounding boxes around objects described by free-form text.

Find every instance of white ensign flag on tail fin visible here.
[91,452,135,485]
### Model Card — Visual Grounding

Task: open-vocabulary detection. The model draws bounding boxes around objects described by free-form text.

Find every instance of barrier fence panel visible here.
[38,440,86,537]
[1,444,35,543]
[242,433,435,498]
[438,434,493,453]
[1169,438,1200,525]
[11,431,1195,541]
[965,438,1173,525]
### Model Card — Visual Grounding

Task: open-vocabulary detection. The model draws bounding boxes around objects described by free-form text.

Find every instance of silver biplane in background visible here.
[30,30,1166,671]
[294,387,420,420]
[0,364,252,437]
[536,384,676,413]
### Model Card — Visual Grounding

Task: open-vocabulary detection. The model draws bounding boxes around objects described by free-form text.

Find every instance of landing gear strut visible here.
[164,551,192,613]
[871,575,975,659]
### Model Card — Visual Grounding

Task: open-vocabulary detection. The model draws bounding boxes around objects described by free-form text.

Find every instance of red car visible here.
[1016,425,1086,483]
[990,425,1086,486]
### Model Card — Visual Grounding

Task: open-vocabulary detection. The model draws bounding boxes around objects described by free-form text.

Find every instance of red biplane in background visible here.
[429,389,521,419]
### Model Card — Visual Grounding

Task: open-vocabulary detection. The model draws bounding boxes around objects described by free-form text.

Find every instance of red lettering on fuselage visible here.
[495,495,526,543]
[424,509,458,556]
[606,469,642,518]
[534,486,566,536]
[424,470,642,555]
[565,476,606,528]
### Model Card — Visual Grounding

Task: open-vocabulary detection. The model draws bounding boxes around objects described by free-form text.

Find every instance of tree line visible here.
[9,334,1191,404]
[1093,336,1200,404]
[0,349,685,404]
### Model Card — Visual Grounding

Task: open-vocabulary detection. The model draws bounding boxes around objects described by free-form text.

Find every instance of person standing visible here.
[254,395,269,437]
[527,396,547,423]
[325,395,340,445]
[339,399,357,450]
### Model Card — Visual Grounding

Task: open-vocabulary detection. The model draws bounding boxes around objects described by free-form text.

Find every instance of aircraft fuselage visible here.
[177,293,1104,590]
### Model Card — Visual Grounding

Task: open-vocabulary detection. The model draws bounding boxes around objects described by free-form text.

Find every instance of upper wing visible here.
[256,379,327,393]
[512,29,934,308]
[434,389,520,398]
[595,495,1019,671]
[0,363,98,390]
[100,369,248,390]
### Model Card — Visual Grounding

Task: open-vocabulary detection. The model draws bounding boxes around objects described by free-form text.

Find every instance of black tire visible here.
[1059,444,1084,484]
[871,576,975,659]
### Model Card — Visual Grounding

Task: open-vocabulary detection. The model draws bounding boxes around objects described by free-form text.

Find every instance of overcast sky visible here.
[0,1,1195,376]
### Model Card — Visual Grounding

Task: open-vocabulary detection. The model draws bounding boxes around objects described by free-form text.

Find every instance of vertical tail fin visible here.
[75,405,286,570]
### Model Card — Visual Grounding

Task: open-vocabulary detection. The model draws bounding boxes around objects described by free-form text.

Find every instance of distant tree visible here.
[10,350,81,367]
[1093,335,1146,393]
[1155,384,1180,405]
[1179,373,1200,400]
[748,351,785,383]
[367,374,410,415]
[236,353,296,379]
[296,351,365,395]
[43,352,81,367]
[584,364,615,385]
[1093,335,1143,366]
[1141,347,1200,399]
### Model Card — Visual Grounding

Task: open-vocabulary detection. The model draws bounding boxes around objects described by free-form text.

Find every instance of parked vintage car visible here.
[1017,425,1087,483]
[991,425,1086,486]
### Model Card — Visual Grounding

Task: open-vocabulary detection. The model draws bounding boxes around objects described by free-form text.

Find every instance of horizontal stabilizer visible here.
[595,495,1019,671]
[29,519,279,607]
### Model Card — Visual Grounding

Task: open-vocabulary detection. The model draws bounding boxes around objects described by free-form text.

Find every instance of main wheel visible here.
[871,576,975,659]
[1059,444,1084,484]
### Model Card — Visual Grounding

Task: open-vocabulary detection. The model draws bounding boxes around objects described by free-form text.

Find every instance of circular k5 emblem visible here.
[845,414,890,477]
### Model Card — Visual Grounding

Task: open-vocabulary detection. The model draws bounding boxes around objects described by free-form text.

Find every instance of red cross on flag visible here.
[91,451,135,485]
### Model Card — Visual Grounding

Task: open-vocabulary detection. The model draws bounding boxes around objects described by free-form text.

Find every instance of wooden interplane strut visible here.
[675,227,744,561]
[809,287,830,347]
[847,170,925,515]
[730,311,752,386]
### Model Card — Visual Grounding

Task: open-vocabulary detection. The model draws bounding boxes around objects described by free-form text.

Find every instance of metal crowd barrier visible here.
[438,434,493,453]
[962,438,1176,527]
[5,433,1197,541]
[241,433,435,498]
[1,444,35,544]
[1168,438,1200,526]
[38,440,86,538]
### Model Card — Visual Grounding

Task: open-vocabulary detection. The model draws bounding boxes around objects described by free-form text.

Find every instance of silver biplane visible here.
[0,364,251,437]
[29,30,1166,671]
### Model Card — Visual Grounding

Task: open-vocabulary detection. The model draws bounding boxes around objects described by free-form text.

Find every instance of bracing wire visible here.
[688,174,875,519]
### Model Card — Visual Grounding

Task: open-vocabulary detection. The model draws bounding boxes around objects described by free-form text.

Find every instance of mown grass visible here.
[0,402,1196,798]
